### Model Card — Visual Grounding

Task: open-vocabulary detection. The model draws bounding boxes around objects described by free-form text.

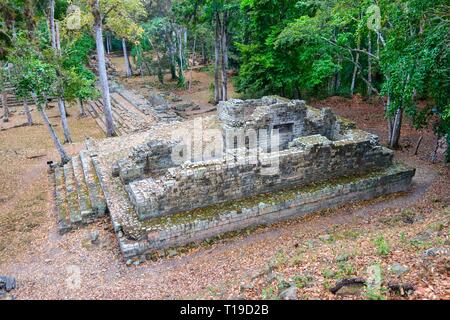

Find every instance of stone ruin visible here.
[54,96,416,261]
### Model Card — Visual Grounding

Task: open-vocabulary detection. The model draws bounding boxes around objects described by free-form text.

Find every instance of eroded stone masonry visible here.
[54,95,415,261]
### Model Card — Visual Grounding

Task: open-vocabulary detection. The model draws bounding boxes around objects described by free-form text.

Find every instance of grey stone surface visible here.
[279,286,298,300]
[0,276,16,292]
[389,263,410,277]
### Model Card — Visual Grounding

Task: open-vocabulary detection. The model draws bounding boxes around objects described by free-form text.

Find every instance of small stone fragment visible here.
[389,263,409,277]
[279,286,297,300]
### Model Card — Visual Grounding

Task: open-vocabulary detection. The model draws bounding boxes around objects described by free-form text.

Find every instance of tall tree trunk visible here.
[367,31,373,96]
[49,0,57,49]
[221,12,229,101]
[92,0,115,137]
[58,98,72,143]
[214,13,222,104]
[23,99,33,125]
[79,98,86,117]
[54,17,72,143]
[148,37,164,84]
[389,107,403,149]
[177,29,185,86]
[2,92,9,123]
[167,33,178,81]
[188,33,197,92]
[55,21,61,51]
[335,55,342,93]
[122,38,132,77]
[350,53,359,96]
[351,35,361,96]
[39,108,71,164]
[32,92,70,164]
[106,32,111,54]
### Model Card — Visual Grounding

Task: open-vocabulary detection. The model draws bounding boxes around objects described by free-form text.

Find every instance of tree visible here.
[49,0,72,143]
[78,0,145,137]
[8,36,71,164]
[0,64,10,123]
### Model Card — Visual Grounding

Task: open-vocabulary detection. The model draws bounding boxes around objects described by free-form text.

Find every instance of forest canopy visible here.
[0,0,449,160]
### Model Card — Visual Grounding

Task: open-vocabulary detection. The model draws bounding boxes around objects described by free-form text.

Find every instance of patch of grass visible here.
[272,249,289,268]
[289,249,304,266]
[261,285,278,300]
[374,235,391,256]
[334,229,361,241]
[206,286,222,297]
[399,232,408,243]
[293,275,314,289]
[338,262,356,277]
[276,276,290,291]
[322,268,337,279]
[365,287,388,300]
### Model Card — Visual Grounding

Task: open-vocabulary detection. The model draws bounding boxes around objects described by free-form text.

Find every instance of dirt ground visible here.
[0,66,448,300]
[111,55,237,108]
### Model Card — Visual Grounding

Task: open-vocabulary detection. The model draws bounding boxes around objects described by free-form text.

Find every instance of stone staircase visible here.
[86,92,155,136]
[3,84,23,108]
[53,150,107,234]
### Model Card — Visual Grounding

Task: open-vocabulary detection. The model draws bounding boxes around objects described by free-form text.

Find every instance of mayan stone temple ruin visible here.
[53,94,416,262]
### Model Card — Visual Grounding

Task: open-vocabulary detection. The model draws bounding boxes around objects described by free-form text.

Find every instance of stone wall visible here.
[118,164,415,259]
[218,97,339,149]
[127,129,394,220]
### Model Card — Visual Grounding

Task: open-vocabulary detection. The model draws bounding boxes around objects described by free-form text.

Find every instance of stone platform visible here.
[53,96,416,262]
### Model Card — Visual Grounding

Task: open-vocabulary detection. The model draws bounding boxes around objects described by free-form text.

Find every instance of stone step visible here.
[72,156,94,221]
[54,166,71,235]
[87,101,107,134]
[79,151,107,216]
[63,161,82,225]
[92,100,126,135]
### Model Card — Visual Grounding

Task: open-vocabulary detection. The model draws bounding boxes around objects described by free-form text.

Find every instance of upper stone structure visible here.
[114,97,394,221]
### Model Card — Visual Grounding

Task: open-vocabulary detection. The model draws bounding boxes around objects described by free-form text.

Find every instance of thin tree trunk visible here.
[335,55,342,93]
[367,31,373,96]
[389,107,403,149]
[189,33,197,92]
[54,17,72,143]
[58,98,72,143]
[49,0,56,49]
[23,98,33,125]
[414,136,423,156]
[92,0,115,137]
[32,92,71,164]
[177,30,185,85]
[148,37,164,84]
[39,108,71,164]
[55,21,61,51]
[221,12,229,101]
[167,33,178,80]
[79,98,86,117]
[106,32,111,54]
[350,53,359,96]
[122,38,132,77]
[214,12,222,103]
[2,92,9,122]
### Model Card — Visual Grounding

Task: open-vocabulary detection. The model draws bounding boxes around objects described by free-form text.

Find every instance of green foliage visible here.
[374,235,390,256]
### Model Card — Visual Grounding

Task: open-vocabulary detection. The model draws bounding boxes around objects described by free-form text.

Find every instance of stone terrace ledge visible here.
[118,164,415,259]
